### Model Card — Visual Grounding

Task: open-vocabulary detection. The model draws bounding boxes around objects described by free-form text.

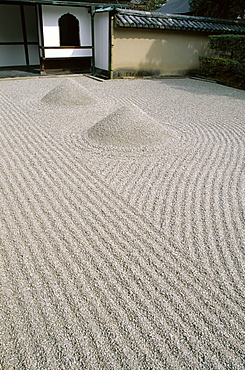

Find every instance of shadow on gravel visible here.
[159,78,245,99]
[0,66,41,79]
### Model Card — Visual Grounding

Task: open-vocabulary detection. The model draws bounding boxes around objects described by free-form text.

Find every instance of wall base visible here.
[113,68,199,79]
[94,67,110,79]
[41,57,92,74]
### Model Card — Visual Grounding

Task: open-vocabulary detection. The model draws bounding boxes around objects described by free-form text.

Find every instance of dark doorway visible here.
[59,13,80,46]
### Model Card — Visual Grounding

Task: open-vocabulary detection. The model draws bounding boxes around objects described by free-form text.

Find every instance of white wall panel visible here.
[43,26,59,47]
[28,45,40,64]
[94,12,109,71]
[45,48,92,58]
[0,45,25,66]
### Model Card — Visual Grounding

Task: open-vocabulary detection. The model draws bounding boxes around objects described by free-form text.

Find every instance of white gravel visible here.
[0,75,245,370]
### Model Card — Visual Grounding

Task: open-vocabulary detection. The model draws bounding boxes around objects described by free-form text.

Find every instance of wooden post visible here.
[38,4,45,73]
[91,6,95,76]
[20,4,29,66]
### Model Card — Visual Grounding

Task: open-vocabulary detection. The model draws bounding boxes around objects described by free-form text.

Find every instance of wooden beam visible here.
[0,42,38,45]
[40,46,92,49]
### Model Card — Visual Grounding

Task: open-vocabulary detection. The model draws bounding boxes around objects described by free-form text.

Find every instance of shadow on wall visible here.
[139,37,211,76]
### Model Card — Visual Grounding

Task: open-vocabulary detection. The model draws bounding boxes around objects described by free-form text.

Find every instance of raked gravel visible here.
[0,76,245,370]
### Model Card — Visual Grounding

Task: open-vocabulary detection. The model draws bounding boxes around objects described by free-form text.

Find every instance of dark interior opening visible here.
[59,13,80,46]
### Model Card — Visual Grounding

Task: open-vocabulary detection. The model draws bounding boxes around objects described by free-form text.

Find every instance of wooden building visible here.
[0,0,128,77]
[1,1,245,78]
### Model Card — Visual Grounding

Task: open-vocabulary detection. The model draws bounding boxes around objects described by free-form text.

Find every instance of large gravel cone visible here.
[87,104,172,148]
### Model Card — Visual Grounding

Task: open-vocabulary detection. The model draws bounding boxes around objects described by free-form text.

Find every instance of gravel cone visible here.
[87,104,172,148]
[41,78,97,106]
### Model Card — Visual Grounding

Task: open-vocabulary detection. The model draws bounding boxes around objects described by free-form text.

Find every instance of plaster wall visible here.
[94,12,109,71]
[112,28,212,77]
[42,5,92,58]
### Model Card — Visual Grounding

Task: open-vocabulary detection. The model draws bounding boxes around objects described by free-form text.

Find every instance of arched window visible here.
[59,13,80,46]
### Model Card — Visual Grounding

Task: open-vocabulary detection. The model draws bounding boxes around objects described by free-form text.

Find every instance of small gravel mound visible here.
[41,78,97,106]
[87,104,172,148]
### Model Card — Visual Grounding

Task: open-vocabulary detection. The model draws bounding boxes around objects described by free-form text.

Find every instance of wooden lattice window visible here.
[59,13,80,47]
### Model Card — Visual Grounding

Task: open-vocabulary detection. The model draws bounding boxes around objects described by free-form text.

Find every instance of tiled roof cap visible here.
[115,8,245,34]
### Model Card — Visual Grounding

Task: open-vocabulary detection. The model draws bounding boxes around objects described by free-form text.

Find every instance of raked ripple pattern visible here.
[0,77,245,370]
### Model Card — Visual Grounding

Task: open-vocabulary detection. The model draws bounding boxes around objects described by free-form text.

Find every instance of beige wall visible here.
[112,28,212,77]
